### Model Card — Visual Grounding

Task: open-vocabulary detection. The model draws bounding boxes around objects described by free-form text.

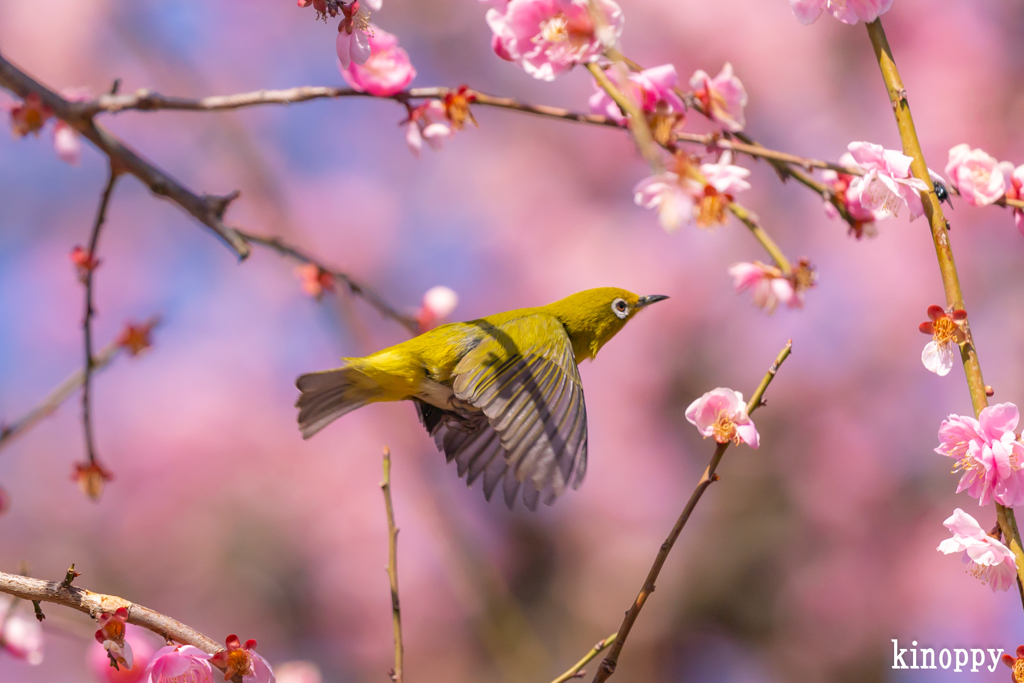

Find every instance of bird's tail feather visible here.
[296,362,378,439]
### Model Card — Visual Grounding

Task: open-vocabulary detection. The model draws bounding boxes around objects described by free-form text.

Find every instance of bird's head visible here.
[546,287,669,361]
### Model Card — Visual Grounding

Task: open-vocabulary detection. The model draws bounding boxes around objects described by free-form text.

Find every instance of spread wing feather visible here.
[416,313,588,511]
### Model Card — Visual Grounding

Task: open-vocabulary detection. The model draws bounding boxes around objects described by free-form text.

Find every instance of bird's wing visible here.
[437,313,588,510]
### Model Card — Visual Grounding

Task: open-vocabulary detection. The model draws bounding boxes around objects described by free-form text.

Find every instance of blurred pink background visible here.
[3,0,1024,681]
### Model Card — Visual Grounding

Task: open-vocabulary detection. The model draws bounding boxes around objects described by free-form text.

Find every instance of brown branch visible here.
[380,447,404,683]
[591,341,793,683]
[550,632,618,683]
[73,81,860,180]
[238,231,419,335]
[0,570,221,654]
[865,19,1024,607]
[0,317,161,453]
[0,50,251,259]
[81,169,120,468]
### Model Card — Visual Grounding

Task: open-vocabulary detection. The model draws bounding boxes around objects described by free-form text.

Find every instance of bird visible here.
[295,287,668,510]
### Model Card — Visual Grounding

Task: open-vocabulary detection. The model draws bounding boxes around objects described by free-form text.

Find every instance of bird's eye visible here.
[611,298,629,319]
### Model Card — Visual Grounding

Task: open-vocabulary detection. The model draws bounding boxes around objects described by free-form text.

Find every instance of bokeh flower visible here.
[728,262,799,314]
[9,93,52,137]
[274,661,322,683]
[937,508,1017,592]
[935,403,1024,506]
[485,0,624,81]
[117,322,156,357]
[209,635,274,683]
[339,26,416,97]
[588,64,685,125]
[633,171,699,232]
[689,63,747,132]
[404,100,453,157]
[416,285,459,331]
[944,144,1011,207]
[1006,164,1024,236]
[142,644,214,683]
[685,387,759,448]
[918,305,966,376]
[295,264,335,300]
[73,460,114,501]
[70,245,100,283]
[789,0,892,25]
[0,596,43,665]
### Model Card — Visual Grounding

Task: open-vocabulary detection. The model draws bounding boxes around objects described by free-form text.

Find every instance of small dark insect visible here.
[933,179,954,209]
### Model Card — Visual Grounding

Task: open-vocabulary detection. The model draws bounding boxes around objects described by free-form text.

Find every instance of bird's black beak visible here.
[636,294,669,309]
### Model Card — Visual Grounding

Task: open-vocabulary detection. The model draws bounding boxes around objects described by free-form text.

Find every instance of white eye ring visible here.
[611,298,629,319]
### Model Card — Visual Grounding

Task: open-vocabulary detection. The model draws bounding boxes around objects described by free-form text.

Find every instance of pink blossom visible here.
[685,387,759,448]
[588,64,685,124]
[209,635,274,683]
[339,26,416,97]
[0,596,43,665]
[937,508,1017,592]
[486,0,624,81]
[416,285,459,331]
[89,626,156,683]
[95,608,134,672]
[404,100,452,157]
[633,172,699,232]
[1008,164,1024,236]
[789,0,892,25]
[700,153,750,195]
[689,63,747,132]
[845,141,928,220]
[944,144,1011,207]
[142,645,214,683]
[728,262,800,314]
[52,121,81,164]
[275,661,322,683]
[335,2,372,70]
[935,403,1024,506]
[918,305,966,377]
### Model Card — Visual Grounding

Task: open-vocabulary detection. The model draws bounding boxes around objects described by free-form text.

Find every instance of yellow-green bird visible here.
[296,287,668,510]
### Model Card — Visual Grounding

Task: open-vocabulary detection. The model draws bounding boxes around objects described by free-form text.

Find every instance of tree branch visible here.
[380,447,404,683]
[0,50,251,259]
[865,19,1024,606]
[0,570,222,654]
[591,340,793,683]
[239,231,419,335]
[80,168,120,469]
[550,632,617,683]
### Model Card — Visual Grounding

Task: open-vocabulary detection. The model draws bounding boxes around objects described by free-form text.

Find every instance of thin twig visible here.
[550,632,618,683]
[727,203,792,274]
[865,18,1024,608]
[239,231,419,335]
[381,447,404,683]
[0,50,250,258]
[0,316,160,453]
[591,341,793,683]
[81,169,120,468]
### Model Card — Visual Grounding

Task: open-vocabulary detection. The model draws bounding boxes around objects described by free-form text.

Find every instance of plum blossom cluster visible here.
[937,509,1017,593]
[484,0,623,81]
[789,0,892,25]
[685,388,759,449]
[588,64,686,143]
[728,260,815,314]
[7,90,91,165]
[633,152,751,232]
[934,403,1024,591]
[821,141,928,238]
[940,144,1024,235]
